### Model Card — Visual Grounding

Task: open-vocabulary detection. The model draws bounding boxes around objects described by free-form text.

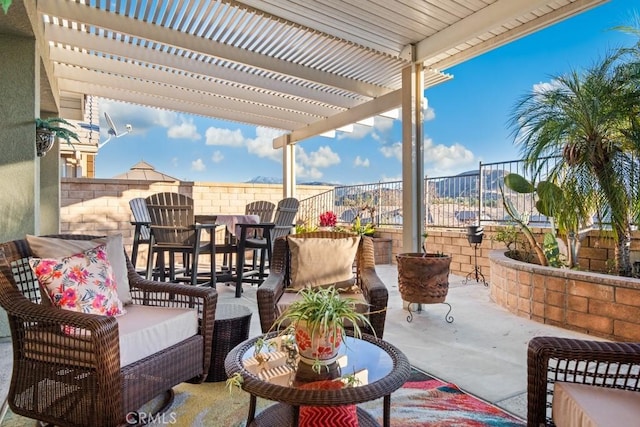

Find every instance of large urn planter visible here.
[396,253,453,323]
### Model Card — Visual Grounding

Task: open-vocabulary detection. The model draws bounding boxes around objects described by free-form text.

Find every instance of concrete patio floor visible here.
[0,264,595,423]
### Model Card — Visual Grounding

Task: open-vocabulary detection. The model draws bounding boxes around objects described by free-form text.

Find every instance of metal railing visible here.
[298,157,561,229]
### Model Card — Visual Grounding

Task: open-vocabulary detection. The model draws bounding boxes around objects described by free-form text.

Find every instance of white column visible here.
[401,62,425,253]
[281,134,296,199]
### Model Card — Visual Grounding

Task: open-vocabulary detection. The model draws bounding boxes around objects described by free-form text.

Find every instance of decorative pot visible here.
[294,321,342,366]
[466,225,484,244]
[396,253,451,304]
[35,128,55,157]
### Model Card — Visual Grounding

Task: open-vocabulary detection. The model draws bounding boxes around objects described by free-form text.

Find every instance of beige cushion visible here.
[553,382,640,427]
[287,236,360,290]
[117,305,198,367]
[24,305,198,368]
[26,234,132,305]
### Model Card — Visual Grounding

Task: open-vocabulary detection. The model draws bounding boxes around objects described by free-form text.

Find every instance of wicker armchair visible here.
[527,336,640,427]
[257,231,388,338]
[0,235,217,427]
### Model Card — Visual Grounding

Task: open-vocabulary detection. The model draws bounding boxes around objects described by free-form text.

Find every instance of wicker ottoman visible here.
[207,304,252,382]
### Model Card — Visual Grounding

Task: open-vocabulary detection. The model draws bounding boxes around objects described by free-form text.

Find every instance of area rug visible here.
[1,368,525,426]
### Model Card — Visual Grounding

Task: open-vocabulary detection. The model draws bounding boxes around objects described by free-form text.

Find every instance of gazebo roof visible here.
[113,161,180,182]
[1,0,607,144]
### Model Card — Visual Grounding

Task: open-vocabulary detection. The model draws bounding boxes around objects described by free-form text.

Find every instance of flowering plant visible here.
[319,211,337,227]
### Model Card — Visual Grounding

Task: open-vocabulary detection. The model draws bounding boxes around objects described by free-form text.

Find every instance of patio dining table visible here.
[195,214,260,240]
[195,214,264,291]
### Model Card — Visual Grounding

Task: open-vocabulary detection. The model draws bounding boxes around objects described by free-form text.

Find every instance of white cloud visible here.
[211,150,224,163]
[532,79,562,95]
[99,98,178,138]
[191,158,206,171]
[167,118,201,140]
[246,127,285,161]
[379,137,477,176]
[295,145,341,179]
[354,156,370,167]
[380,142,402,161]
[423,96,436,122]
[424,137,477,176]
[171,157,179,167]
[205,127,245,147]
[381,174,402,182]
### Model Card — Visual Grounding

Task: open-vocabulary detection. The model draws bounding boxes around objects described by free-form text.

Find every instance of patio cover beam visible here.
[49,46,344,119]
[54,64,320,125]
[273,89,402,148]
[38,1,391,99]
[57,79,301,130]
[44,25,362,110]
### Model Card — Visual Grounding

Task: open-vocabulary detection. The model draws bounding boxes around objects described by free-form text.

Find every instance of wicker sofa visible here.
[256,231,388,338]
[527,336,640,427]
[0,234,217,427]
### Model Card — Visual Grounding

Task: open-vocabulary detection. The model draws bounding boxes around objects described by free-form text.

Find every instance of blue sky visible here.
[94,0,638,185]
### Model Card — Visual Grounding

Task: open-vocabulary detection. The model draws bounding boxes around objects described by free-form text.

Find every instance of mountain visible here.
[246,176,337,186]
[245,176,283,184]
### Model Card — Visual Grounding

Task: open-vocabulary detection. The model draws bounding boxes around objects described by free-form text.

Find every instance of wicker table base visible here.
[206,304,252,382]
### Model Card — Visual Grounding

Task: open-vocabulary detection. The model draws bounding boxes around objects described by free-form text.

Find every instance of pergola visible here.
[0,0,608,249]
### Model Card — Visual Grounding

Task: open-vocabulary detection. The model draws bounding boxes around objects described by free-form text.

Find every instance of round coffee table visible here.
[225,332,410,427]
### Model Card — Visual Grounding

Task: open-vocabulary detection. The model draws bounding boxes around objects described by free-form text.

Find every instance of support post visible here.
[281,134,295,199]
[401,60,425,253]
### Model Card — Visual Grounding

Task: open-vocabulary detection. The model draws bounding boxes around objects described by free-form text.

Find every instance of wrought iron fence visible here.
[298,157,561,230]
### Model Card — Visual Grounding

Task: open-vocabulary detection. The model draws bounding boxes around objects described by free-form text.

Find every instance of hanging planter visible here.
[35,117,80,157]
[35,128,55,157]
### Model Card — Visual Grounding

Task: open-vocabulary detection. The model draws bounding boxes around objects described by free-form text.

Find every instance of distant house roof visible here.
[113,161,179,182]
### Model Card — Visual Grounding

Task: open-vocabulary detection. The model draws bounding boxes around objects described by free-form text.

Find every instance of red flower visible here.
[319,211,337,227]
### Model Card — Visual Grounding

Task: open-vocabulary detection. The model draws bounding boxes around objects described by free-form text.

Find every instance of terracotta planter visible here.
[294,321,342,366]
[396,253,451,304]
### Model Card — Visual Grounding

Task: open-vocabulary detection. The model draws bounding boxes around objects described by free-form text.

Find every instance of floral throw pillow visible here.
[29,244,126,317]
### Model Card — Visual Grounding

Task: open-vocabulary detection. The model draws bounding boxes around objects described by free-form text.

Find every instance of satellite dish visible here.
[99,112,133,149]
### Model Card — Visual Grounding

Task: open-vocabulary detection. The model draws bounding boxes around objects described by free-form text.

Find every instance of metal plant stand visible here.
[464,225,488,286]
[464,242,487,286]
[406,302,454,323]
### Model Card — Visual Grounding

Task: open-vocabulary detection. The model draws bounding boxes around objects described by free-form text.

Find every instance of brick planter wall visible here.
[489,249,640,342]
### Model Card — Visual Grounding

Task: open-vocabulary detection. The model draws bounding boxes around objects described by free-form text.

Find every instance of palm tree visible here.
[509,51,640,276]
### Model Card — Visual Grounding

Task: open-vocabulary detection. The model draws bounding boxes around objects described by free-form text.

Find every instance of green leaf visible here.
[536,181,563,216]
[1,0,12,15]
[504,173,535,194]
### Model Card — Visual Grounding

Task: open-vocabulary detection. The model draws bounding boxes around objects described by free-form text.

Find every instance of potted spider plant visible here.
[35,117,80,157]
[274,286,373,373]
